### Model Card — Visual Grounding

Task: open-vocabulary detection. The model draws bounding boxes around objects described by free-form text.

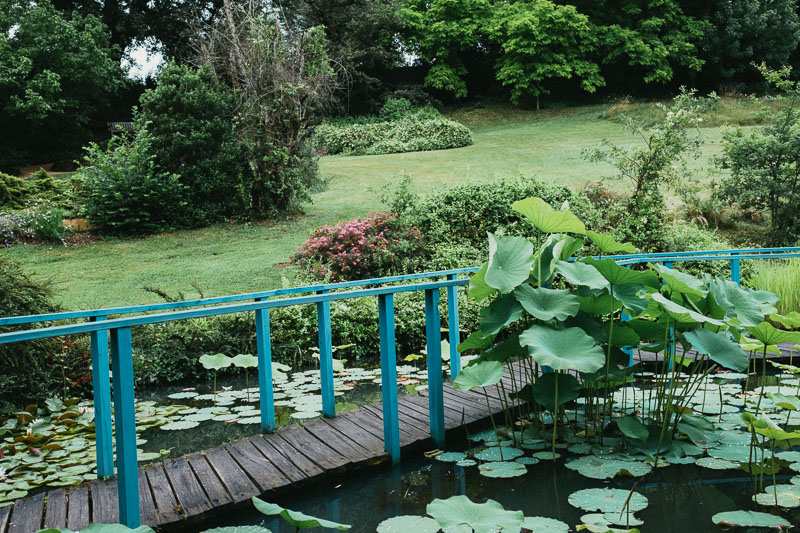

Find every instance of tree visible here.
[0,0,125,169]
[197,0,336,216]
[490,0,604,107]
[716,66,800,245]
[279,0,405,113]
[700,0,800,89]
[137,62,248,224]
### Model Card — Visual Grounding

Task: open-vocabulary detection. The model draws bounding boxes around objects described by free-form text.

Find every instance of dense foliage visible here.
[136,63,248,225]
[0,170,70,211]
[716,67,800,245]
[0,0,126,171]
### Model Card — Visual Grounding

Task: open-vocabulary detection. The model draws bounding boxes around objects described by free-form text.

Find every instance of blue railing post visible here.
[89,316,114,478]
[317,291,336,418]
[425,289,445,447]
[446,274,461,379]
[378,294,400,463]
[109,327,140,528]
[255,298,275,432]
[731,253,740,285]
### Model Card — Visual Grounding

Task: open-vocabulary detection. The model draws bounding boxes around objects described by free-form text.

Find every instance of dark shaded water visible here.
[189,448,799,532]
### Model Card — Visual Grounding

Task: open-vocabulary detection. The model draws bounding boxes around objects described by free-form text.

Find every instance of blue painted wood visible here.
[425,289,445,447]
[317,293,335,418]
[109,328,140,528]
[663,261,673,269]
[255,302,276,432]
[446,274,461,379]
[378,294,400,463]
[731,253,741,285]
[89,316,114,479]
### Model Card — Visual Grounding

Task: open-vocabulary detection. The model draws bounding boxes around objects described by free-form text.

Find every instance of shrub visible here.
[379,97,414,121]
[0,170,71,212]
[315,117,472,155]
[79,134,189,234]
[137,63,248,226]
[291,212,427,282]
[0,257,88,413]
[0,213,19,247]
[13,201,69,243]
[748,259,800,315]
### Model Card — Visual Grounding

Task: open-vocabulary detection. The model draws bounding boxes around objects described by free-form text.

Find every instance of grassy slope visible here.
[5,103,736,309]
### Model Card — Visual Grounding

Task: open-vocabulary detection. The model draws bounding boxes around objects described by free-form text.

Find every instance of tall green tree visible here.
[0,0,125,170]
[491,0,604,107]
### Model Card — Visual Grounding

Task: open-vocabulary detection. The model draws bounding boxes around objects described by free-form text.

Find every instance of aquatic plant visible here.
[252,496,351,531]
[199,353,233,403]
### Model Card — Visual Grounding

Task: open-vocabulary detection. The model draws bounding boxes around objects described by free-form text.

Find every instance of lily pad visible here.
[435,452,467,463]
[695,457,739,470]
[377,516,440,533]
[160,420,200,431]
[566,456,652,480]
[478,461,527,478]
[521,516,569,533]
[426,495,524,533]
[167,392,199,400]
[456,459,477,467]
[568,488,648,514]
[252,497,351,530]
[474,447,524,462]
[711,510,791,528]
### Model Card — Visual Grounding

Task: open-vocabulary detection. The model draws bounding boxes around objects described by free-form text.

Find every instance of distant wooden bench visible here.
[107,122,134,133]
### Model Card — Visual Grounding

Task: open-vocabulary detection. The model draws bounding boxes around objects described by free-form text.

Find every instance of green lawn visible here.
[6,103,737,309]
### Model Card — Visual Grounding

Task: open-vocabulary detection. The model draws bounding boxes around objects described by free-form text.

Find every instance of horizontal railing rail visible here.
[2,247,800,527]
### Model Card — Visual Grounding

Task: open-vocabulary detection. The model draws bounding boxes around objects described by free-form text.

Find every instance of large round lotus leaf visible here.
[426,495,524,533]
[747,322,800,346]
[565,455,651,480]
[513,286,579,322]
[291,411,321,420]
[456,459,477,467]
[167,392,198,400]
[377,516,440,533]
[532,451,560,460]
[160,420,199,431]
[707,445,751,462]
[532,373,581,412]
[521,516,569,533]
[712,510,791,528]
[683,329,748,372]
[554,260,608,291]
[474,447,524,462]
[231,353,259,369]
[453,361,504,391]
[512,197,586,235]
[568,488,648,514]
[202,526,272,533]
[435,452,467,463]
[185,413,215,422]
[695,457,739,470]
[199,353,233,371]
[478,461,527,478]
[519,325,604,373]
[581,513,644,528]
[586,231,636,254]
[753,491,800,507]
[515,457,540,465]
[485,234,535,294]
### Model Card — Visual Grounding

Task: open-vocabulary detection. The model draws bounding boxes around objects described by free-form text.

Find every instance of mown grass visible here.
[5,101,754,309]
[750,259,800,315]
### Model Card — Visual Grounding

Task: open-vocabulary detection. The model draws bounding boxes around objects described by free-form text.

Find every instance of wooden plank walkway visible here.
[1,375,519,533]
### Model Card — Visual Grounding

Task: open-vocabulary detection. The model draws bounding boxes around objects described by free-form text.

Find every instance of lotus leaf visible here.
[583,259,659,288]
[769,393,800,411]
[480,293,524,335]
[513,286,580,322]
[771,311,800,329]
[581,513,644,528]
[521,516,569,533]
[201,528,273,533]
[515,457,540,465]
[485,234,535,294]
[291,411,321,420]
[652,264,706,297]
[377,516,440,533]
[252,497,351,530]
[434,452,467,463]
[532,373,581,412]
[456,459,477,467]
[711,278,774,327]
[566,455,651,480]
[747,322,800,346]
[531,451,560,460]
[199,353,233,371]
[426,495,524,533]
[160,420,200,431]
[453,361,504,391]
[520,325,604,373]
[469,264,497,302]
[478,461,527,478]
[585,231,636,254]
[711,510,791,528]
[473,447,524,462]
[237,416,262,425]
[568,488,648,514]
[695,457,739,470]
[649,293,724,326]
[554,260,608,291]
[231,353,259,369]
[753,491,800,507]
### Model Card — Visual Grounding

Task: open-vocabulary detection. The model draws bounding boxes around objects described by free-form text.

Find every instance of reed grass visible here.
[750,259,800,315]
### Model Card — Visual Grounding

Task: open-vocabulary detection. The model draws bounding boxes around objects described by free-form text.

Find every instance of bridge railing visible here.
[1,247,799,527]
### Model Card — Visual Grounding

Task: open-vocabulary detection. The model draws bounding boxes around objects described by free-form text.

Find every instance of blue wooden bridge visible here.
[0,247,799,532]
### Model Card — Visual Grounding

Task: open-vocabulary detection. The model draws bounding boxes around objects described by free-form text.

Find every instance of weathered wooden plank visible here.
[163,457,213,518]
[388,402,433,434]
[8,494,44,533]
[319,416,386,455]
[403,395,461,426]
[226,440,290,493]
[90,479,119,525]
[186,453,233,508]
[304,419,373,462]
[336,409,385,442]
[66,487,89,532]
[275,426,350,471]
[43,489,67,530]
[364,405,429,440]
[0,505,11,533]
[138,468,160,527]
[144,463,182,524]
[204,448,259,503]
[249,435,309,483]
[266,433,326,479]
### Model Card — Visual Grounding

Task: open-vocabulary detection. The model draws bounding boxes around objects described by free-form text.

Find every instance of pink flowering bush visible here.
[292,212,427,282]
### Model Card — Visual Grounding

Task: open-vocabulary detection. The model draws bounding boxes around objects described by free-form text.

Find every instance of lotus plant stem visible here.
[602,288,616,438]
[771,438,778,506]
[497,381,512,434]
[755,344,769,415]
[552,374,559,458]
[483,388,503,460]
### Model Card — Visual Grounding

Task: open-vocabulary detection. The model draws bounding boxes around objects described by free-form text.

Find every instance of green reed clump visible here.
[750,259,800,316]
